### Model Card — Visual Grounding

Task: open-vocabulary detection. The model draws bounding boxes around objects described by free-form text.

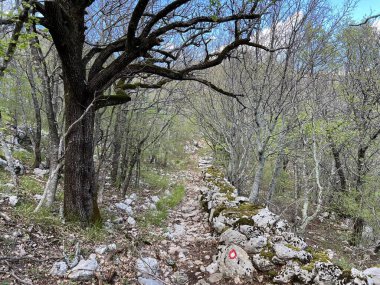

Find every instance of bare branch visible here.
[350,13,380,26]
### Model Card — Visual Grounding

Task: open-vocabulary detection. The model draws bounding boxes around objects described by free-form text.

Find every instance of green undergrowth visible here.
[141,169,170,190]
[14,199,111,242]
[14,201,61,226]
[19,175,44,195]
[0,168,10,191]
[333,256,356,271]
[139,183,185,227]
[12,149,33,165]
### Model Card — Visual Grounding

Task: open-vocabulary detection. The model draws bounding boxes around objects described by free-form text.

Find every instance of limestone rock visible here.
[136,257,160,277]
[95,243,116,254]
[273,243,311,262]
[218,245,256,277]
[364,267,380,285]
[208,273,223,283]
[252,208,278,232]
[115,202,133,215]
[205,262,218,274]
[348,268,368,285]
[273,262,314,284]
[49,261,68,277]
[239,225,264,239]
[282,232,308,250]
[312,262,342,285]
[273,219,289,234]
[251,254,275,271]
[127,216,136,226]
[219,228,247,246]
[67,254,98,281]
[95,245,108,255]
[244,236,267,254]
[8,196,18,206]
[151,196,160,203]
[212,216,226,233]
[124,198,133,205]
[33,168,49,177]
[129,193,137,200]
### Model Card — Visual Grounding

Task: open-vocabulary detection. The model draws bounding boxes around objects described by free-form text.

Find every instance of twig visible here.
[63,242,81,269]
[0,255,60,262]
[0,212,11,222]
[0,269,33,285]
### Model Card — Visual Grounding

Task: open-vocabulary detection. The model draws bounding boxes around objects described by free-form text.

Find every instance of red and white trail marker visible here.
[228,249,237,259]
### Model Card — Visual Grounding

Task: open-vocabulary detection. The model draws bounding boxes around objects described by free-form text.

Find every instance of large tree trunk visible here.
[43,2,101,225]
[63,91,101,225]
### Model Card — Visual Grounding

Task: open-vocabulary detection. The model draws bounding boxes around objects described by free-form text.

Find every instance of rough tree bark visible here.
[26,62,42,169]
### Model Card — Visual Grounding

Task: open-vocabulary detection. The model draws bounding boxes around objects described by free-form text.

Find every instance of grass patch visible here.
[141,169,170,190]
[81,223,108,242]
[15,199,110,243]
[333,256,356,271]
[139,184,185,227]
[14,201,61,226]
[19,175,44,195]
[13,149,33,166]
[157,184,185,209]
[0,168,12,191]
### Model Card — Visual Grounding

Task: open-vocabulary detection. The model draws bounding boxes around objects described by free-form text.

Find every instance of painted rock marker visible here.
[228,249,237,259]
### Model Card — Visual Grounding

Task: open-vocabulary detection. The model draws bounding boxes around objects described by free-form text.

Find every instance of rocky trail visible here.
[2,154,380,285]
[134,167,223,285]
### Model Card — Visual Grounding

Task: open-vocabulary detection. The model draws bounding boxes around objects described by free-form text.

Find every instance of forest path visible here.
[135,155,222,285]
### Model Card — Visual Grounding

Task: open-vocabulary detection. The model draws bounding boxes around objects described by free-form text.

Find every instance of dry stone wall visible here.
[199,163,378,285]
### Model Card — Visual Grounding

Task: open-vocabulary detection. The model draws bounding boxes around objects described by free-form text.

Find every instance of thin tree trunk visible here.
[29,28,60,208]
[0,114,19,188]
[299,131,324,233]
[249,151,266,204]
[121,153,137,197]
[26,63,42,169]
[110,106,124,183]
[267,127,287,203]
[327,134,347,192]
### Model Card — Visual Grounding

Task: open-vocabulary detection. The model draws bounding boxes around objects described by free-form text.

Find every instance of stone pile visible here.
[200,165,379,285]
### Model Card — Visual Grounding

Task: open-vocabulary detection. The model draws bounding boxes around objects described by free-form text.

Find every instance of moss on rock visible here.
[301,247,330,272]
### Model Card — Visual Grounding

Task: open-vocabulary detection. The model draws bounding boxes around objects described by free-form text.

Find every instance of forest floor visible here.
[0,152,232,285]
[1,150,379,285]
